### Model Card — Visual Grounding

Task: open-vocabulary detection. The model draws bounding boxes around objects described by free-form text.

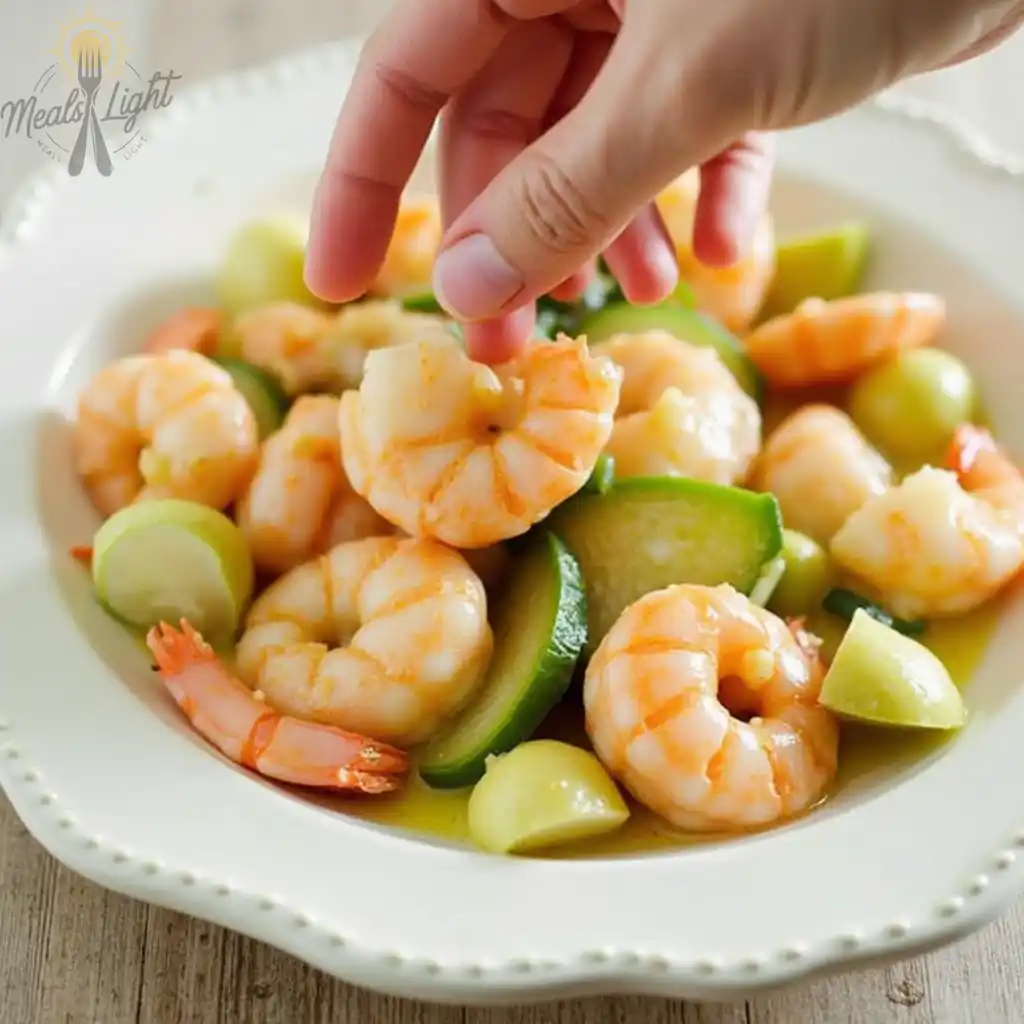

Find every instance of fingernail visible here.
[433,234,524,321]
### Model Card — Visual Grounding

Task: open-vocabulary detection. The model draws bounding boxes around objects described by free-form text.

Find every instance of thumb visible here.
[431,20,733,323]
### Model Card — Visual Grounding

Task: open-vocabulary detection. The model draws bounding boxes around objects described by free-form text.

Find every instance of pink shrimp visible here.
[743,292,946,389]
[141,307,222,356]
[146,620,410,793]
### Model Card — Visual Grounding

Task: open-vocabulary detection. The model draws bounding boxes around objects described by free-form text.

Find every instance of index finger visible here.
[304,0,513,302]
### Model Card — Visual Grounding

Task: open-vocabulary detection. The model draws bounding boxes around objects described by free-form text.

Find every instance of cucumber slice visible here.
[92,499,254,643]
[212,356,289,438]
[549,476,783,654]
[580,302,763,402]
[418,532,586,789]
[401,292,445,314]
[819,609,964,730]
[580,452,615,496]
[466,740,629,854]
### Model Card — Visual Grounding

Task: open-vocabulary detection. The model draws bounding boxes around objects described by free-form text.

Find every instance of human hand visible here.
[305,0,1024,363]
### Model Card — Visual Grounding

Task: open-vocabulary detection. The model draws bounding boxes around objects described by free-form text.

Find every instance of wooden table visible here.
[5,2,1024,1021]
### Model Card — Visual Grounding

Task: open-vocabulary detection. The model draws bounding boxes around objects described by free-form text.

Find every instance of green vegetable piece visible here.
[823,588,926,637]
[212,357,289,439]
[549,476,783,654]
[466,740,629,854]
[401,292,445,314]
[760,221,870,320]
[748,554,787,608]
[581,302,763,402]
[419,533,587,789]
[768,529,835,618]
[847,348,977,463]
[92,499,254,644]
[819,609,965,729]
[581,453,615,496]
[216,215,325,318]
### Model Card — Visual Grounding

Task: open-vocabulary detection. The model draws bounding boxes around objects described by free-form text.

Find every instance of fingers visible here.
[934,3,1024,68]
[601,202,678,305]
[304,0,514,302]
[438,19,574,360]
[431,16,721,321]
[692,133,775,267]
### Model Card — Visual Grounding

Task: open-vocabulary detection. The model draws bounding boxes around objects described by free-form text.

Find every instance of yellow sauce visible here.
[333,597,1001,859]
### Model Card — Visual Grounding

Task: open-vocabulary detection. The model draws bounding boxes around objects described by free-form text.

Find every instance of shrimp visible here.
[235,536,493,746]
[742,292,946,389]
[584,583,839,832]
[598,331,761,485]
[235,395,393,577]
[655,170,776,333]
[369,193,442,299]
[339,333,621,548]
[748,404,892,545]
[74,350,259,517]
[147,620,409,793]
[231,299,450,396]
[142,307,222,356]
[830,425,1024,618]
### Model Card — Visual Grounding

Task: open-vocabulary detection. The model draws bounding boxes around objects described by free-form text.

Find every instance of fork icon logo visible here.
[69,45,112,177]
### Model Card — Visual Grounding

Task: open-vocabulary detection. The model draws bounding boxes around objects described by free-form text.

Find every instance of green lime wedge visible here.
[92,499,254,643]
[467,740,629,854]
[819,609,965,730]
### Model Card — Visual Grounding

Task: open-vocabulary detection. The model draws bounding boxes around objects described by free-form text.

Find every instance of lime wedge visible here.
[760,222,870,321]
[92,499,254,643]
[818,609,965,730]
[466,740,629,855]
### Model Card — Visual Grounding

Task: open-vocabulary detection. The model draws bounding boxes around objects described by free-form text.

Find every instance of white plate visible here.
[2,37,1024,1007]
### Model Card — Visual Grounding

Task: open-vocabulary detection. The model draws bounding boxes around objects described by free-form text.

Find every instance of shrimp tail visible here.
[69,544,93,566]
[146,620,410,793]
[945,425,1018,484]
[142,307,222,356]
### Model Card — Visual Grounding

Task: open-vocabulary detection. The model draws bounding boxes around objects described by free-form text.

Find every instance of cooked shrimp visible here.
[369,193,442,299]
[235,395,392,577]
[74,350,259,517]
[231,299,449,396]
[748,404,892,545]
[598,331,761,484]
[235,536,493,746]
[656,170,776,333]
[147,620,409,792]
[141,307,222,356]
[339,333,621,548]
[743,292,946,389]
[584,583,839,832]
[830,426,1024,618]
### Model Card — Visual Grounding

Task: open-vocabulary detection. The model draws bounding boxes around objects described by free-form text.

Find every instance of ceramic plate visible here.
[2,37,1024,1007]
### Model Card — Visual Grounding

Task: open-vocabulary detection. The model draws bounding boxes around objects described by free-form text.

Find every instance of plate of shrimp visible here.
[1,38,1024,1005]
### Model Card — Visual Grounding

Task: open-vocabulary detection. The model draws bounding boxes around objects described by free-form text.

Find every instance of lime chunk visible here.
[212,356,289,438]
[767,529,835,618]
[760,221,870,320]
[419,532,586,789]
[93,499,254,643]
[217,215,326,318]
[467,740,629,854]
[819,609,965,729]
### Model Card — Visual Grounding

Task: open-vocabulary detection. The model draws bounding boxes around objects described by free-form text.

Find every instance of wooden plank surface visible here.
[4,2,1024,1021]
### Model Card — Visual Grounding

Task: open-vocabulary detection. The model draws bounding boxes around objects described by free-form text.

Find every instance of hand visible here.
[305,0,1024,363]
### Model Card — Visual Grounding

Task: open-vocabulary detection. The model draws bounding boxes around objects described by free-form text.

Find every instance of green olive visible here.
[768,529,835,619]
[216,216,324,319]
[847,348,976,464]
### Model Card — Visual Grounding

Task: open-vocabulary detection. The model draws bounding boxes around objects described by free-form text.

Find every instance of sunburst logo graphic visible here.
[51,10,129,86]
[0,8,182,178]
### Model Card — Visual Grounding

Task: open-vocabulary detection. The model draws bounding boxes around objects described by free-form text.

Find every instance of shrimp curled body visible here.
[340,334,622,548]
[74,350,259,517]
[236,536,493,746]
[584,584,839,832]
[235,395,392,577]
[830,426,1024,619]
[743,292,946,389]
[749,404,892,546]
[147,620,409,793]
[599,331,762,485]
